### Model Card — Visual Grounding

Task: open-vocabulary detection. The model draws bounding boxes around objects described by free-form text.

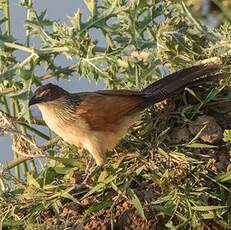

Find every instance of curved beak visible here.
[29,96,37,107]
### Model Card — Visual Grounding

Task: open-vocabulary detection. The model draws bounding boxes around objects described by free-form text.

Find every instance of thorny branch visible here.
[0,111,44,158]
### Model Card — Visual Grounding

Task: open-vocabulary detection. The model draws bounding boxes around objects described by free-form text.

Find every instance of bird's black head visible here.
[29,83,67,106]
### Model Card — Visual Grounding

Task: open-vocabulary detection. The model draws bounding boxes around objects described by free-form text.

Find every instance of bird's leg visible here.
[81,144,106,185]
[74,157,100,189]
[82,165,102,185]
[84,157,93,176]
[81,153,103,185]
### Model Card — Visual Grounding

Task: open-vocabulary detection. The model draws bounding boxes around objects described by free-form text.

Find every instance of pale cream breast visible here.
[37,103,90,146]
[37,102,140,166]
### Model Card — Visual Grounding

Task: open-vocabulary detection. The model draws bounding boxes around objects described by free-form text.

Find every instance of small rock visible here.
[189,115,223,144]
[169,127,191,143]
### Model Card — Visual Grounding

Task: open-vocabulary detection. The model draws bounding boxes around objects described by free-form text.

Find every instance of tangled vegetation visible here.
[0,0,231,229]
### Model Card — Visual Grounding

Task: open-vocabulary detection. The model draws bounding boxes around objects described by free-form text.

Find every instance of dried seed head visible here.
[12,134,42,157]
[130,50,150,62]
[0,112,12,136]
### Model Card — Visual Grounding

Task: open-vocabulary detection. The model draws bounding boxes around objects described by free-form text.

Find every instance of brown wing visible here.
[96,89,142,96]
[76,91,145,131]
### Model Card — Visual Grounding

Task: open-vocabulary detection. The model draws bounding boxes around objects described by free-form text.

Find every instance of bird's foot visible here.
[82,166,102,186]
[84,158,93,175]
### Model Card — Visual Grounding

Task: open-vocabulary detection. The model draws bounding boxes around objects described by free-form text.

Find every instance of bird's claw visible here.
[82,166,102,185]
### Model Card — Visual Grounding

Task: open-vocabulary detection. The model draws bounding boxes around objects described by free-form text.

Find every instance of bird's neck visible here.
[37,95,79,123]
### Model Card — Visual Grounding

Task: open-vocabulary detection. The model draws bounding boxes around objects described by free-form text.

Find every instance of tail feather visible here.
[140,64,220,106]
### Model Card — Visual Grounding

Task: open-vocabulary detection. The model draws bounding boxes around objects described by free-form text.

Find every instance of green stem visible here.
[12,150,20,178]
[3,137,60,170]
[15,99,37,173]
[14,102,30,176]
[4,156,31,171]
[2,41,37,54]
[181,1,218,41]
[1,0,10,35]
[2,41,106,54]
[18,123,50,140]
[181,1,203,32]
[25,0,32,46]
[1,96,10,114]
[10,98,20,178]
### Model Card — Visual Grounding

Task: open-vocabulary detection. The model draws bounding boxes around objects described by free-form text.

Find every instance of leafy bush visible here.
[0,0,231,229]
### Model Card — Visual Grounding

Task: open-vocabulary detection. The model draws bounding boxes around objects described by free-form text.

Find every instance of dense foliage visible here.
[0,0,231,229]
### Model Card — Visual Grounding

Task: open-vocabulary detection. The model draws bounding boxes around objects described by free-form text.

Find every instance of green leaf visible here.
[203,85,226,104]
[84,0,96,16]
[223,129,231,143]
[191,206,228,211]
[152,204,175,216]
[185,87,202,102]
[53,166,72,175]
[47,156,80,167]
[19,69,32,81]
[84,200,112,216]
[184,143,217,149]
[135,165,145,175]
[60,192,80,204]
[165,220,177,230]
[27,173,40,188]
[127,187,146,220]
[217,171,231,183]
[70,10,81,30]
[152,190,176,205]
[200,211,216,219]
[81,175,117,199]
[97,170,109,182]
[52,201,61,221]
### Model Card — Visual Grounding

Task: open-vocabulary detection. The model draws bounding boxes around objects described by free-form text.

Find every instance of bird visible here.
[29,64,222,171]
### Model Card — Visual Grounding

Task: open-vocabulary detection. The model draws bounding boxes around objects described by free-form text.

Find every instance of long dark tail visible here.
[140,64,222,107]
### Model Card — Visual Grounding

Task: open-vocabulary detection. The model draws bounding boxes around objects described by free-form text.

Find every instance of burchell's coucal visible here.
[29,64,221,167]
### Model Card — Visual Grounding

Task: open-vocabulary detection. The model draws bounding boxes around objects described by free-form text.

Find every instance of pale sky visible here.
[1,1,105,163]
